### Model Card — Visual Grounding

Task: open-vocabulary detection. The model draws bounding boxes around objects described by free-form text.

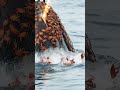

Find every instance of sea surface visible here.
[86,0,120,89]
[35,0,85,90]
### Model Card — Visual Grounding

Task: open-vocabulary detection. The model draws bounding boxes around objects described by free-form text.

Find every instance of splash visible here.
[35,47,85,65]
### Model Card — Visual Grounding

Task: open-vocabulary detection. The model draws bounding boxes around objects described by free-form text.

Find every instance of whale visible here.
[0,1,95,63]
[0,1,75,62]
[0,1,35,61]
[35,1,75,53]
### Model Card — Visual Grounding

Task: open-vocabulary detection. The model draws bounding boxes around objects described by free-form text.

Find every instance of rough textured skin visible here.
[0,2,35,60]
[35,1,75,52]
[0,0,8,7]
[0,1,96,62]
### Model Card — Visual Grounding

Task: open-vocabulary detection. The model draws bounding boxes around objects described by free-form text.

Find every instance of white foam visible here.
[35,48,85,64]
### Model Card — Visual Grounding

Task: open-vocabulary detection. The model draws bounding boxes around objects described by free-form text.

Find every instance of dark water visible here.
[86,0,120,89]
[35,0,85,90]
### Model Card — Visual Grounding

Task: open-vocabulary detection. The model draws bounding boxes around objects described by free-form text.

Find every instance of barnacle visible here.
[14,48,29,57]
[18,32,28,41]
[35,1,75,52]
[1,1,75,59]
[9,24,20,35]
[0,1,34,59]
[16,8,25,14]
[10,14,20,22]
[0,0,7,7]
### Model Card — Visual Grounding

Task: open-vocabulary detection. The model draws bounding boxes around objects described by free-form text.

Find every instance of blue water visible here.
[35,0,85,90]
[52,0,85,51]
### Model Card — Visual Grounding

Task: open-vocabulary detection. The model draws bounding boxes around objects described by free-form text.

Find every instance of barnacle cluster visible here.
[0,2,35,59]
[35,1,75,52]
[0,0,8,7]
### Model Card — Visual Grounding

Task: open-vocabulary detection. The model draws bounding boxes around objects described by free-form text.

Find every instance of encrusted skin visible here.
[0,1,75,60]
[0,2,35,59]
[0,0,8,7]
[0,1,96,62]
[35,1,75,52]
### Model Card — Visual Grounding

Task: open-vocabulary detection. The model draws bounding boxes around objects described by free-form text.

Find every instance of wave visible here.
[35,47,85,65]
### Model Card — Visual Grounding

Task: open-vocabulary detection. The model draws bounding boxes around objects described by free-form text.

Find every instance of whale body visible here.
[0,1,35,61]
[0,1,75,61]
[0,1,95,62]
[35,1,75,53]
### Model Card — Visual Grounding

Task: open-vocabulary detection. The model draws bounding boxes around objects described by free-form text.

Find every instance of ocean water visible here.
[35,0,85,90]
[86,0,120,89]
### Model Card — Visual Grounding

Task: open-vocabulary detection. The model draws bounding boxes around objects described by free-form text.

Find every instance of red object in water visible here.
[110,64,119,79]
